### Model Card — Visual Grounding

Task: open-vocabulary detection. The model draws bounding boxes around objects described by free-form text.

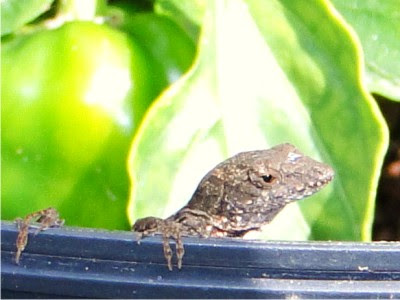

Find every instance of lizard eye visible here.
[248,169,278,188]
[261,174,274,183]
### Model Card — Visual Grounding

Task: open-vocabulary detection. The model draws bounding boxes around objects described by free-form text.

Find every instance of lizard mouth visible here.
[309,162,335,187]
[286,165,334,199]
[319,165,335,184]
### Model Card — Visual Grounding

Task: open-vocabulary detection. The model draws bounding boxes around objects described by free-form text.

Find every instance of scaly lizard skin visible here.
[133,143,334,271]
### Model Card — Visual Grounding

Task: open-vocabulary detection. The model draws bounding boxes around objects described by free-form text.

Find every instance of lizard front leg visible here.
[160,220,185,270]
[161,233,174,271]
[133,217,185,271]
[175,230,184,270]
[14,219,29,264]
[14,207,64,264]
[32,207,64,235]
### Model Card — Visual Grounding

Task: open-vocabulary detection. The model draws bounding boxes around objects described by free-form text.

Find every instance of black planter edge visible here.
[1,221,400,299]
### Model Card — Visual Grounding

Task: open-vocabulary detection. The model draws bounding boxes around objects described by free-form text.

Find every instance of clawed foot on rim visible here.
[14,207,64,264]
[133,217,184,271]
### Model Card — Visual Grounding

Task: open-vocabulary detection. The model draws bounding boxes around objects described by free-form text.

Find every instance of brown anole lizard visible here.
[13,143,334,270]
[133,143,334,270]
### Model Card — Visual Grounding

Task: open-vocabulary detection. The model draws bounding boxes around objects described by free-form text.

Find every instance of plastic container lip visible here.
[2,221,400,299]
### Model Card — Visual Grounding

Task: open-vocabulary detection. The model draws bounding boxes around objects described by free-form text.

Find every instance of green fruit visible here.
[1,21,154,229]
[2,12,196,229]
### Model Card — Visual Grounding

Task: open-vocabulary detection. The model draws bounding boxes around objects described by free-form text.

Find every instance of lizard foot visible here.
[133,217,185,271]
[14,207,64,264]
[160,220,184,271]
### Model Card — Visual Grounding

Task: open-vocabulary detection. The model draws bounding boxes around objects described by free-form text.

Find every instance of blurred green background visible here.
[2,0,399,241]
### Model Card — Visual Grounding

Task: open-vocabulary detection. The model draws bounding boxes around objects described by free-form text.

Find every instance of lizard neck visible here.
[167,207,253,238]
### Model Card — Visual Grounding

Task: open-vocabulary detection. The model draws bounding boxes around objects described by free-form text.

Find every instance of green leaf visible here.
[1,0,54,36]
[331,0,400,101]
[155,0,206,26]
[154,0,205,43]
[128,0,388,241]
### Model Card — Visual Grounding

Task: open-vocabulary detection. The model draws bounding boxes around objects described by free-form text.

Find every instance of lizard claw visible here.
[15,222,29,265]
[161,220,184,271]
[162,234,174,271]
[136,233,143,245]
[133,217,186,271]
[175,232,184,270]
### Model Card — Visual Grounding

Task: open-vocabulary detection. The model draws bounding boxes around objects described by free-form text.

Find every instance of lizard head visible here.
[186,143,334,231]
[208,143,334,203]
[238,143,334,202]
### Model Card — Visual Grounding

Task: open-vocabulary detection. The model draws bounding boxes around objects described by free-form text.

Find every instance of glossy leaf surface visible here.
[128,0,388,241]
[332,0,400,101]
